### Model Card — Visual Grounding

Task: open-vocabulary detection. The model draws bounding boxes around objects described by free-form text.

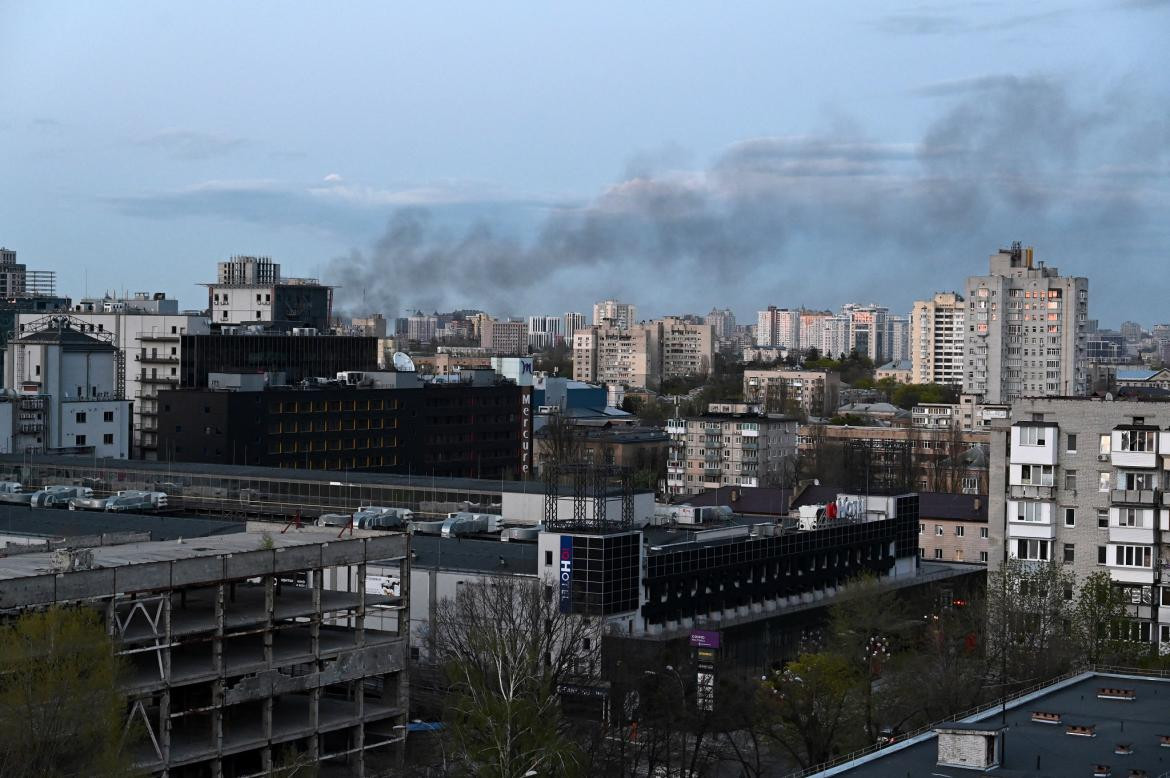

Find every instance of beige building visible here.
[913,397,1011,431]
[964,243,1089,403]
[742,369,841,417]
[876,360,913,384]
[660,317,714,379]
[573,324,660,389]
[665,403,798,496]
[592,299,637,329]
[479,318,528,355]
[915,493,991,564]
[911,292,966,386]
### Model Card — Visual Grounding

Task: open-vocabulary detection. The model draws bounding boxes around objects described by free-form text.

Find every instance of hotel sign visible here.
[559,535,574,613]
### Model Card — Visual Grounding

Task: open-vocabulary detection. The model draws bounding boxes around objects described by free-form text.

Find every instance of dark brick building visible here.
[156,380,526,479]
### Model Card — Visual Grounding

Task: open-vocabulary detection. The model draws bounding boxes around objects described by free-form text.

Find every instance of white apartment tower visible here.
[756,307,800,349]
[964,243,1088,403]
[911,292,966,386]
[563,311,587,338]
[593,300,637,329]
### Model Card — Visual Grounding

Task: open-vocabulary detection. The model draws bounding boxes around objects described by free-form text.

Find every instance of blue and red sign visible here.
[559,535,574,613]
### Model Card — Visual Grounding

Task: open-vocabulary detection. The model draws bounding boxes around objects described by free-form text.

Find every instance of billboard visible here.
[559,535,574,613]
[689,629,721,649]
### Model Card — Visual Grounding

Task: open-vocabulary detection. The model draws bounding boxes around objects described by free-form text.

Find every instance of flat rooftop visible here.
[0,504,244,542]
[824,671,1170,778]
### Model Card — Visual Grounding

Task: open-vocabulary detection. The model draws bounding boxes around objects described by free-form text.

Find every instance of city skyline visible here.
[2,2,1168,319]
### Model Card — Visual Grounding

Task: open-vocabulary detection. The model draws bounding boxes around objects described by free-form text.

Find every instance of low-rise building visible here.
[875,359,913,384]
[743,368,841,417]
[665,403,798,496]
[915,492,990,564]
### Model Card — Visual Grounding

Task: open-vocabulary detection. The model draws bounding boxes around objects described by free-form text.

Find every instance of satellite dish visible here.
[392,352,416,372]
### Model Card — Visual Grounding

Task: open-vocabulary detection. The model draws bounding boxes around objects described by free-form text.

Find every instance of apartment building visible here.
[665,403,798,496]
[525,315,562,350]
[660,317,714,379]
[964,242,1089,403]
[563,311,587,339]
[742,368,841,417]
[989,396,1170,651]
[916,493,991,564]
[842,303,889,363]
[705,307,736,339]
[756,307,800,349]
[887,315,910,364]
[911,292,965,385]
[592,299,637,329]
[478,318,528,355]
[573,324,660,389]
[913,398,1011,432]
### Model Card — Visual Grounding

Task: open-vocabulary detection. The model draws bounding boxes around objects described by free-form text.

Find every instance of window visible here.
[1099,472,1110,492]
[102,433,113,445]
[1099,434,1111,455]
[935,525,943,536]
[1015,539,1050,561]
[1015,502,1044,522]
[1019,465,1054,486]
[75,412,86,423]
[1019,426,1047,445]
[1114,545,1153,567]
[544,550,553,566]
[979,551,989,563]
[1097,508,1109,528]
[1119,429,1155,452]
[980,527,989,539]
[1063,543,1075,564]
[1098,546,1107,564]
[919,523,924,535]
[1064,508,1076,527]
[1064,470,1077,491]
[1117,508,1144,528]
[75,435,86,446]
[1066,433,1077,453]
[918,548,925,558]
[955,525,965,537]
[103,411,114,422]
[1124,472,1154,490]
[934,549,944,559]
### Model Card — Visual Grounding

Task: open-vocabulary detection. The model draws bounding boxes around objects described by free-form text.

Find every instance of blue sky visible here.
[1,1,1167,323]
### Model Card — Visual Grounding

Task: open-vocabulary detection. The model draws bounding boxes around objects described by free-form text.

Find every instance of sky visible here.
[1,1,1167,324]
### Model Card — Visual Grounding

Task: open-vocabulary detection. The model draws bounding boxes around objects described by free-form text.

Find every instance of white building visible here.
[756,307,800,349]
[526,315,563,350]
[2,317,130,457]
[18,300,209,458]
[911,292,966,386]
[206,256,333,332]
[563,311,587,339]
[592,299,637,330]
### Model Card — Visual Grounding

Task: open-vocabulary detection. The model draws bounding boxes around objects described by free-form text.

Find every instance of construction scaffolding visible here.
[542,463,634,532]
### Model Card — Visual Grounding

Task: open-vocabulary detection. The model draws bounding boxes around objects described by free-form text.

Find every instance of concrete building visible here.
[887,314,910,364]
[705,307,735,339]
[592,299,636,330]
[350,314,387,338]
[533,425,669,475]
[573,324,660,389]
[478,318,528,355]
[842,303,889,363]
[0,247,71,375]
[742,369,841,417]
[3,317,131,458]
[660,317,714,379]
[913,398,1011,432]
[915,492,990,564]
[562,311,587,339]
[19,296,210,457]
[405,311,438,344]
[964,242,1089,403]
[989,396,1170,652]
[797,310,832,355]
[525,315,562,350]
[911,292,965,386]
[207,256,334,332]
[875,360,913,384]
[0,527,409,777]
[665,403,798,496]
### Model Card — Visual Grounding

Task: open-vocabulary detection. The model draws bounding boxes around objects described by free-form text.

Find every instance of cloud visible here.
[872,4,1080,36]
[323,173,343,183]
[324,74,1168,318]
[134,129,250,160]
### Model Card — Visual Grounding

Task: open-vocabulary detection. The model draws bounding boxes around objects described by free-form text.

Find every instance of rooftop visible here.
[0,504,244,542]
[824,671,1170,778]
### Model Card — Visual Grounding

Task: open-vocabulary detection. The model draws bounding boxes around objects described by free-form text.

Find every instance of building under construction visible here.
[0,527,410,777]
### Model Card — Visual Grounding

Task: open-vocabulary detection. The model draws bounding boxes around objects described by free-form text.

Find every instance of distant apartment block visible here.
[660,317,714,378]
[915,493,991,564]
[988,396,1170,652]
[592,299,637,329]
[526,315,562,350]
[562,311,587,339]
[756,307,800,349]
[964,242,1089,403]
[665,403,798,496]
[742,368,841,417]
[478,318,528,355]
[573,318,713,389]
[913,398,1010,432]
[207,256,333,332]
[911,292,965,385]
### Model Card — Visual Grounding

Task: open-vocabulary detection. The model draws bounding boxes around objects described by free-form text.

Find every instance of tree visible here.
[759,652,865,770]
[538,413,585,470]
[428,578,600,778]
[1074,571,1136,665]
[0,606,134,778]
[985,559,1078,690]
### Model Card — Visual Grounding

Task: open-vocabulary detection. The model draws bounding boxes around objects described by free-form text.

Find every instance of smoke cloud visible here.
[327,74,1168,318]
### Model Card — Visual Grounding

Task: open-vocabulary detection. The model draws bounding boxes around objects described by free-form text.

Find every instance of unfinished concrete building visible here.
[0,528,409,777]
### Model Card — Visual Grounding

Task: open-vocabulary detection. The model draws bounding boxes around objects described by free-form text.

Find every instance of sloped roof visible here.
[14,324,115,352]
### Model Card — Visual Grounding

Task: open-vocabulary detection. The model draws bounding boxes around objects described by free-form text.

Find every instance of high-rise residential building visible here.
[592,299,637,329]
[665,402,799,496]
[18,295,209,458]
[842,303,889,362]
[406,311,438,343]
[887,315,910,364]
[988,396,1170,652]
[573,324,660,389]
[911,292,966,386]
[206,255,333,332]
[797,310,831,355]
[526,315,562,350]
[756,306,800,349]
[660,317,714,379]
[705,307,736,339]
[963,242,1088,403]
[742,368,842,417]
[563,311,587,339]
[479,318,528,355]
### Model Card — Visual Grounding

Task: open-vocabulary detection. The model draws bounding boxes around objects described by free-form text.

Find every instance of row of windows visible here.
[920,523,989,538]
[74,433,116,446]
[273,399,402,413]
[920,548,989,562]
[75,411,117,424]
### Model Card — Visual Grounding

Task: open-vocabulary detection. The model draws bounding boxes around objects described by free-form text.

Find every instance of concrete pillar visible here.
[356,562,366,647]
[160,594,173,767]
[263,574,274,771]
[309,567,322,762]
[212,582,225,778]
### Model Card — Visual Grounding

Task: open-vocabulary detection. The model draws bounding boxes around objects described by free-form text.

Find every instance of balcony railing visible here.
[139,375,179,385]
[1009,484,1055,500]
[1110,488,1158,506]
[136,353,180,363]
[136,331,181,341]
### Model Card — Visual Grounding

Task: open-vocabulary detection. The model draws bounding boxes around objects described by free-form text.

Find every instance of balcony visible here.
[136,353,180,363]
[1007,521,1055,540]
[140,375,179,385]
[1109,525,1155,545]
[137,331,181,341]
[1009,484,1055,500]
[1111,489,1158,506]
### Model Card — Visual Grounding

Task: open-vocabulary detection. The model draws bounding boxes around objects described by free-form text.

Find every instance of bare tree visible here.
[537,413,585,473]
[428,578,601,778]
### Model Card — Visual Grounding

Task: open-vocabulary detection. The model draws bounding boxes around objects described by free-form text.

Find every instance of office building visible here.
[988,396,1170,652]
[157,370,528,478]
[592,299,637,329]
[206,255,333,332]
[1,316,131,458]
[665,403,798,496]
[179,332,379,389]
[742,369,841,417]
[964,242,1089,403]
[911,292,966,386]
[0,528,409,777]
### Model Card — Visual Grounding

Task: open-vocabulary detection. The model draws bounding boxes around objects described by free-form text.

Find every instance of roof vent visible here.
[1068,724,1097,737]
[1091,767,1110,778]
[1097,687,1136,701]
[935,724,1004,770]
[1114,743,1132,755]
[1031,711,1062,724]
